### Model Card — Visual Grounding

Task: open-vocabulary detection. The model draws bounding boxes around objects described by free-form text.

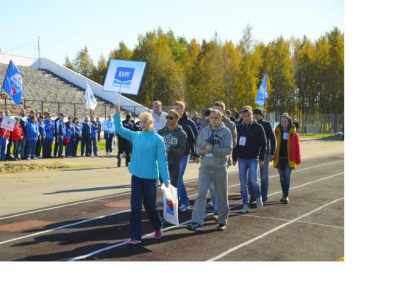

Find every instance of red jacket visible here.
[273,124,301,169]
[0,118,11,138]
[12,124,24,141]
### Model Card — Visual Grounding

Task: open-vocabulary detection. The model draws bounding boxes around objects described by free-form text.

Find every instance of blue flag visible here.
[255,73,268,106]
[1,60,23,106]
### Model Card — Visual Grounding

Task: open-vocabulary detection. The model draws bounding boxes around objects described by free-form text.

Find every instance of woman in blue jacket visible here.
[113,101,170,245]
[26,115,39,160]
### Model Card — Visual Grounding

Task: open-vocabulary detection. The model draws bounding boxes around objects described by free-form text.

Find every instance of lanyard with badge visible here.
[283,130,289,140]
[205,129,215,157]
[153,113,160,129]
[239,123,252,146]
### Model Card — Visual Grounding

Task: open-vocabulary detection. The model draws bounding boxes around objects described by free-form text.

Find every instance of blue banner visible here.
[1,60,23,106]
[255,73,268,107]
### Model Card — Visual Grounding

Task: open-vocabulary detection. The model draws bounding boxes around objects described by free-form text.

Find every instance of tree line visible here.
[64,25,344,119]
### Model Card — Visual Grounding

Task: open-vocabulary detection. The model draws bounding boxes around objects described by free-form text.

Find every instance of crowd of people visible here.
[110,99,301,244]
[1,100,302,244]
[0,108,121,161]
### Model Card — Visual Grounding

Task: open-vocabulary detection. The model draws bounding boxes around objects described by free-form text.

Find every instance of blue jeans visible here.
[278,158,292,198]
[0,137,7,160]
[13,140,22,160]
[238,158,261,206]
[129,175,163,240]
[27,140,36,158]
[248,155,270,201]
[177,155,190,206]
[91,136,98,155]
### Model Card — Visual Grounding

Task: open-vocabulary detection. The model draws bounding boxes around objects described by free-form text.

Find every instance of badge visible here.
[239,136,246,146]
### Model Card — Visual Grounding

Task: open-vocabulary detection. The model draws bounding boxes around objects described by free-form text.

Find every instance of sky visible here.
[0,0,343,65]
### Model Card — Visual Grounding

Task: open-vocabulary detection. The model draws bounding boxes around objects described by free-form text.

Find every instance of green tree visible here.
[64,56,74,70]
[71,46,95,78]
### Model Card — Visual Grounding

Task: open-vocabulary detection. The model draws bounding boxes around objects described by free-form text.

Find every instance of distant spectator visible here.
[104,114,115,156]
[225,109,236,123]
[71,117,81,156]
[90,115,99,156]
[43,114,54,158]
[151,100,168,131]
[80,116,92,157]
[26,115,39,160]
[191,111,199,124]
[55,113,67,158]
[233,108,239,120]
[18,109,28,159]
[36,115,45,158]
[195,117,202,131]
[96,117,102,141]
[12,117,24,161]
[65,116,75,157]
[117,113,134,167]
[0,111,11,161]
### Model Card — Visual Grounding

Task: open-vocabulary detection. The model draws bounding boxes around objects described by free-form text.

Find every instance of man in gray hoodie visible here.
[187,109,233,233]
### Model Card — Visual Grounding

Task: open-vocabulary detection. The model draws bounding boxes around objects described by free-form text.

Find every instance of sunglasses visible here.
[166,116,176,120]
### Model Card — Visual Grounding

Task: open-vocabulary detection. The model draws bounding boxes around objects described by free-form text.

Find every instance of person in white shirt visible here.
[151,100,168,131]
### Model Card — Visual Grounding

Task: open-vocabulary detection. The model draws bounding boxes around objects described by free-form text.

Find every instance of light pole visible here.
[304,101,308,134]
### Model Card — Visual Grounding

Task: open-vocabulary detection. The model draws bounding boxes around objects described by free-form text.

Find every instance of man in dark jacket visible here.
[116,113,134,167]
[249,108,277,205]
[232,106,267,214]
[173,101,199,211]
[157,109,187,187]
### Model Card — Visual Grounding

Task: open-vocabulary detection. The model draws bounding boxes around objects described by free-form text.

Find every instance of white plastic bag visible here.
[161,183,179,226]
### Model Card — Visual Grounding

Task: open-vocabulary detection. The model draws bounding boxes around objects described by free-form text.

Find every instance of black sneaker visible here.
[282,197,289,204]
[216,223,227,231]
[249,197,256,204]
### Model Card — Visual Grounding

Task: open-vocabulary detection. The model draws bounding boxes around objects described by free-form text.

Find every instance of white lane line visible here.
[207,197,344,261]
[0,210,129,246]
[239,215,344,229]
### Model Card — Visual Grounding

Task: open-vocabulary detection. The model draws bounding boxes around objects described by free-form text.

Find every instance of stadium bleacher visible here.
[0,63,116,118]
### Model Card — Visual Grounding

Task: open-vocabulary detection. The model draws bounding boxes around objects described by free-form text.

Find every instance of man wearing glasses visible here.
[157,109,187,188]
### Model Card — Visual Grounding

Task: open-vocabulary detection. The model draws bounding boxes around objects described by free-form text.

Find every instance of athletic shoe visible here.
[154,229,163,239]
[127,239,141,244]
[186,222,203,233]
[27,158,31,161]
[280,197,285,202]
[239,204,250,214]
[216,223,227,231]
[207,200,213,207]
[256,197,263,209]
[179,204,190,212]
[249,197,256,204]
[210,213,219,222]
[33,157,38,160]
[282,197,289,204]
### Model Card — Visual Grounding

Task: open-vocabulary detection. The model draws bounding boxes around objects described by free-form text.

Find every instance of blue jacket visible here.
[38,121,45,138]
[56,119,66,136]
[80,121,91,138]
[91,121,98,137]
[44,119,54,139]
[113,113,170,185]
[26,121,39,141]
[72,123,81,139]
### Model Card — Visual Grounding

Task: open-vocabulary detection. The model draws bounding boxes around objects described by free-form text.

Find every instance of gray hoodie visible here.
[196,122,232,169]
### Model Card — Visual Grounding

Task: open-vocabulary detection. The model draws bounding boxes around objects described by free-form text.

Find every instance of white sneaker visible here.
[239,204,250,214]
[179,204,190,212]
[256,197,263,209]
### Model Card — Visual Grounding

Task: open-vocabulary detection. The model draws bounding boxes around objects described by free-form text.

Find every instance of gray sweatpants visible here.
[191,165,229,226]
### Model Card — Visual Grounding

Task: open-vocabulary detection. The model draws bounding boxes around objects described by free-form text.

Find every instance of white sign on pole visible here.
[102,60,146,95]
[101,120,115,131]
[0,116,16,131]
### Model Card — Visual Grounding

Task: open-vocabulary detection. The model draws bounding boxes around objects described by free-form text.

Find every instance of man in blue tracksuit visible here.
[43,114,54,158]
[80,116,92,157]
[56,113,66,158]
[90,115,98,156]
